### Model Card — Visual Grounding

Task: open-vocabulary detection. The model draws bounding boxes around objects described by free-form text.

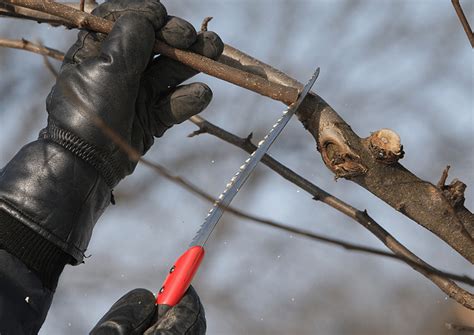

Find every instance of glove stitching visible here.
[40,121,122,188]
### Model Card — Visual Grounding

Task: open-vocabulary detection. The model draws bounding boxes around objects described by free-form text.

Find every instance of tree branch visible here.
[200,16,212,32]
[1,1,473,306]
[0,0,299,104]
[3,37,473,292]
[452,0,474,48]
[220,44,474,263]
[83,105,474,309]
[190,115,474,309]
[0,37,64,60]
[0,0,96,26]
[1,0,471,262]
[446,323,474,334]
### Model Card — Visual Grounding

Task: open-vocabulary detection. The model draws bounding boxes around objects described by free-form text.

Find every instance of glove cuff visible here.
[0,139,111,266]
[0,210,70,290]
[41,118,123,188]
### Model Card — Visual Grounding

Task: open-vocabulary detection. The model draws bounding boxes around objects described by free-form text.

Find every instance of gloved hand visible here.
[46,0,223,188]
[90,286,205,335]
[0,0,223,289]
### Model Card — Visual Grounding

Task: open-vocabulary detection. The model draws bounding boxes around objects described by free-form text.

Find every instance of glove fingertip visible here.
[190,31,224,60]
[149,83,211,138]
[159,16,197,49]
[169,83,212,124]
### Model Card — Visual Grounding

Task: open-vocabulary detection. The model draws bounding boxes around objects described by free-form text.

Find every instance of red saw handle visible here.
[156,245,205,306]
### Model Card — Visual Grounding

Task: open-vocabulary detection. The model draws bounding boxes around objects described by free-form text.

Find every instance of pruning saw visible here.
[156,67,320,307]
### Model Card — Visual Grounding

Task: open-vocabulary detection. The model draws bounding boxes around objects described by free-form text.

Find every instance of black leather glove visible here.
[46,0,223,187]
[90,286,205,335]
[0,0,223,289]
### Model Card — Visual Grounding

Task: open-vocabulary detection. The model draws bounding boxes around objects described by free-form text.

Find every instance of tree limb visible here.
[0,0,299,103]
[446,322,474,334]
[101,108,474,291]
[68,88,474,308]
[1,35,473,309]
[219,45,474,263]
[452,0,474,48]
[0,37,64,60]
[190,115,474,309]
[1,0,471,262]
[3,29,474,292]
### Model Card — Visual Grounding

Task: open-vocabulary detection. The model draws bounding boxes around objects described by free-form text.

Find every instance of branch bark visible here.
[80,101,474,308]
[1,35,473,309]
[0,37,64,60]
[190,115,474,309]
[219,45,474,263]
[452,0,474,48]
[1,0,472,261]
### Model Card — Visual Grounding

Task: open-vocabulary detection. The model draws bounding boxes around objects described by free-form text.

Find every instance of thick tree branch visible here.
[1,39,473,310]
[219,44,474,263]
[74,99,474,308]
[3,39,473,293]
[89,101,474,308]
[189,115,474,309]
[3,0,474,262]
[0,0,299,104]
[1,0,471,262]
[78,0,85,13]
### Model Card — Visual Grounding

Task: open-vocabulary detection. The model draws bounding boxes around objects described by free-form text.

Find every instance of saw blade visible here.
[190,67,320,247]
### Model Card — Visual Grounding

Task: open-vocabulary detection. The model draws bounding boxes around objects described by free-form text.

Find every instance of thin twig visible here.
[2,5,473,309]
[139,160,419,263]
[437,165,451,188]
[36,39,59,77]
[1,0,299,104]
[79,0,85,12]
[452,0,474,48]
[2,1,473,263]
[446,323,474,334]
[79,104,427,274]
[90,111,474,288]
[200,16,213,32]
[2,37,474,306]
[189,115,474,307]
[41,53,58,77]
[0,38,64,61]
[87,112,422,273]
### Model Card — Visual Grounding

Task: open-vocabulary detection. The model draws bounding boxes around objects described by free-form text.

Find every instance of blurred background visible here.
[0,0,473,334]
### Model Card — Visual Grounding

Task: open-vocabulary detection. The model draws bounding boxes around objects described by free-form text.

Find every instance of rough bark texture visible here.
[296,94,474,262]
[221,45,474,263]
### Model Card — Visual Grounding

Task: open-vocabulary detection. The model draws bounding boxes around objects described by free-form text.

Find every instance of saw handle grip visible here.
[156,246,205,307]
